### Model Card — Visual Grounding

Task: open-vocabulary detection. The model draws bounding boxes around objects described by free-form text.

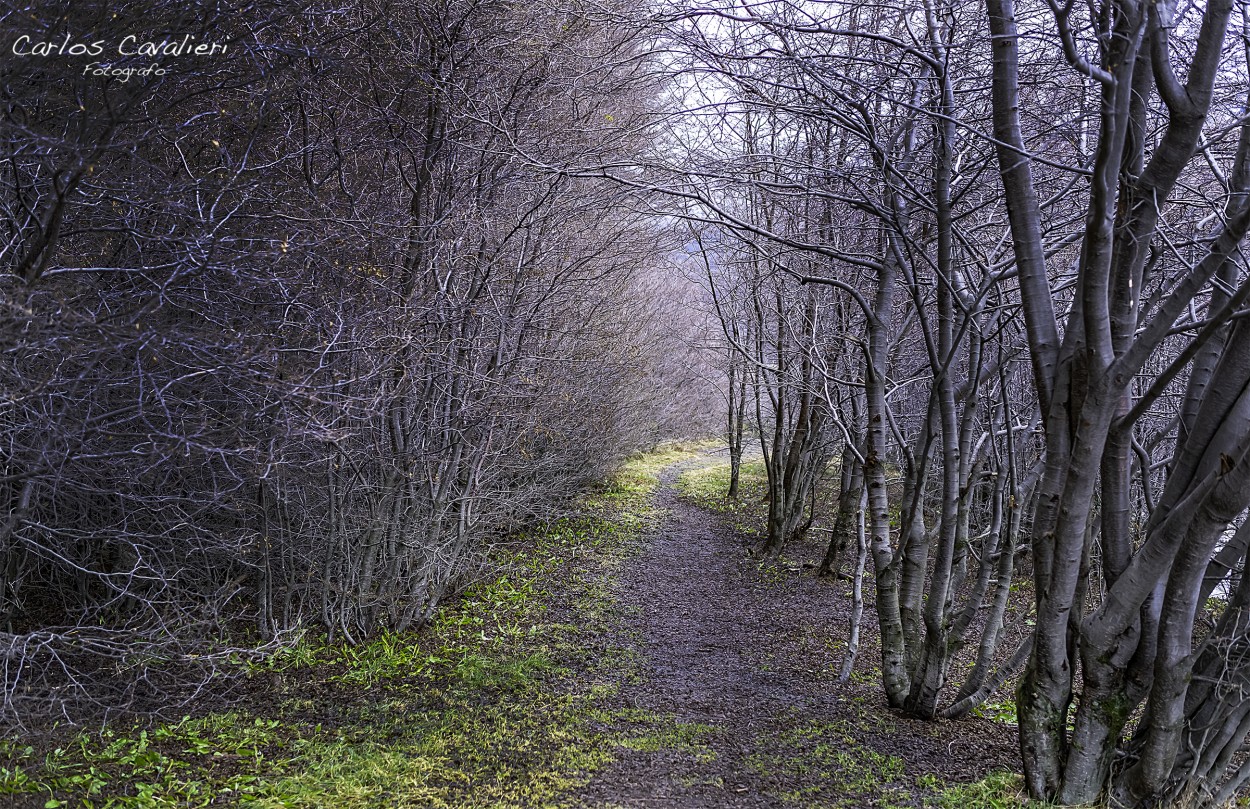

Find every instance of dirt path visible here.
[574,453,1018,809]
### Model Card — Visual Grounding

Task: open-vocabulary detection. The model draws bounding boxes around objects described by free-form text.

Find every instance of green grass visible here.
[676,459,774,556]
[4,440,1041,809]
[606,711,716,761]
[971,698,1019,726]
[922,771,1048,808]
[674,459,833,566]
[739,712,1038,809]
[0,442,710,809]
[677,459,767,510]
[744,713,909,808]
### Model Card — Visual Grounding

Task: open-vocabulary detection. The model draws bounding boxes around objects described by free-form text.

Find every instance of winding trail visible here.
[574,453,1017,808]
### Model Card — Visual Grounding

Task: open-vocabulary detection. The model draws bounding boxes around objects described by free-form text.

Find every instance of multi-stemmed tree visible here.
[662,0,1250,803]
[655,0,1038,723]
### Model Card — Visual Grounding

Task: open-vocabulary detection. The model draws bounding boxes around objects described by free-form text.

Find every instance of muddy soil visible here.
[574,455,1019,808]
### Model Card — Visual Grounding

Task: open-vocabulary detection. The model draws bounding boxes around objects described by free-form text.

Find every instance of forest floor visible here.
[2,444,1034,808]
[570,450,1023,809]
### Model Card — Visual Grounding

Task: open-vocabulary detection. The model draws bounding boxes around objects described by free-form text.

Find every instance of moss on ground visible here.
[0,442,711,809]
[2,443,1036,809]
[920,771,1049,808]
[744,714,908,808]
[675,459,770,538]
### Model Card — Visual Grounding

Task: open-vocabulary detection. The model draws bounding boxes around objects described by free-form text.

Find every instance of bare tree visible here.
[0,0,709,726]
[980,0,1250,802]
[650,0,1038,722]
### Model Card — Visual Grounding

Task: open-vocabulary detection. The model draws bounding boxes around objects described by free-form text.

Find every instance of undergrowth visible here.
[675,459,834,574]
[3,442,1041,809]
[0,442,708,809]
[922,771,1048,808]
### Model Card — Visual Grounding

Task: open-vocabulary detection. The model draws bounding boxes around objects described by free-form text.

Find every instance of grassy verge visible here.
[0,442,707,809]
[675,458,770,538]
[920,771,1045,808]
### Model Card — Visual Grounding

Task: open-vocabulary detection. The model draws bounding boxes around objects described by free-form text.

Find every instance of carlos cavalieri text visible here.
[11,34,228,58]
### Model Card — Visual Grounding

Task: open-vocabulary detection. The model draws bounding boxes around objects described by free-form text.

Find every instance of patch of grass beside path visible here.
[675,459,770,540]
[0,441,712,809]
[674,458,1041,809]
